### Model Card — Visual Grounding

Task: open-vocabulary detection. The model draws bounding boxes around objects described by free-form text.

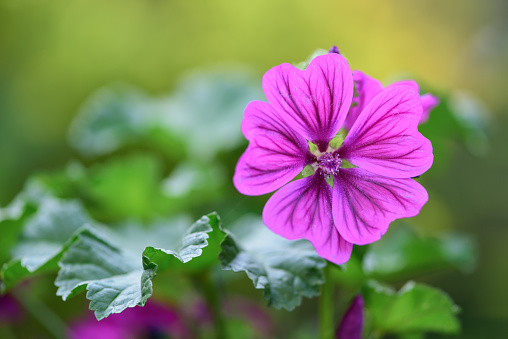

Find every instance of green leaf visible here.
[25,155,226,221]
[69,69,262,160]
[219,215,326,310]
[363,225,477,279]
[1,197,94,292]
[82,153,169,220]
[68,83,166,157]
[0,196,33,266]
[161,161,227,213]
[141,213,225,272]
[54,213,223,320]
[1,180,224,320]
[55,229,153,320]
[418,90,491,173]
[161,69,263,160]
[448,91,491,157]
[364,280,460,336]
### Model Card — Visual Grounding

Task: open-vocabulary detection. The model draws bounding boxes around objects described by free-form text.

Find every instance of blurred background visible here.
[1,0,507,338]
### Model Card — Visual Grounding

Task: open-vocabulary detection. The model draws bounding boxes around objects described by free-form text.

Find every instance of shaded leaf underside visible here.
[219,216,327,310]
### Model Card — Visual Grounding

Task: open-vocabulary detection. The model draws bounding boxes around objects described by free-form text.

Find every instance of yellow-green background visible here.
[1,1,507,337]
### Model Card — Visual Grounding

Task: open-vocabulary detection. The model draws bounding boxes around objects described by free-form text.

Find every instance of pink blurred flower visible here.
[69,301,190,339]
[344,70,439,130]
[233,53,433,264]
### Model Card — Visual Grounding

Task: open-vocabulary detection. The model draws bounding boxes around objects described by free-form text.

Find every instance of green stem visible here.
[13,289,67,339]
[319,263,334,339]
[197,271,227,339]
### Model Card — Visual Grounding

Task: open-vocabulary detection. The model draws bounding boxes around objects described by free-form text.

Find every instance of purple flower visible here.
[336,295,364,339]
[233,53,433,264]
[0,294,23,324]
[344,70,440,130]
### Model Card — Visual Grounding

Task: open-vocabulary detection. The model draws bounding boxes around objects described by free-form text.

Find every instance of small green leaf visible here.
[363,225,477,279]
[329,133,344,149]
[1,197,94,292]
[142,213,225,272]
[219,216,326,310]
[340,160,356,169]
[301,165,315,178]
[364,280,460,336]
[308,141,318,153]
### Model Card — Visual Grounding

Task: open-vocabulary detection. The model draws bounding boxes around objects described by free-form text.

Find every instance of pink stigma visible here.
[317,152,342,177]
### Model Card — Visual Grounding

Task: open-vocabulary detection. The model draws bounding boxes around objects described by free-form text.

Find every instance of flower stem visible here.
[197,271,227,339]
[13,289,67,339]
[319,262,334,339]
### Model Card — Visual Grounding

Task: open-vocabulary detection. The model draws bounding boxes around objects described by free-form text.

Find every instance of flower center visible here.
[316,152,342,177]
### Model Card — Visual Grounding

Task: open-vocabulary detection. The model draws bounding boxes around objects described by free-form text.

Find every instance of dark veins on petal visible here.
[335,170,418,239]
[340,94,427,173]
[273,62,342,152]
[277,171,335,243]
[244,104,315,186]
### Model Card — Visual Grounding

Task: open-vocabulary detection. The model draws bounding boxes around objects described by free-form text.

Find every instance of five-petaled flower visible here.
[233,52,434,264]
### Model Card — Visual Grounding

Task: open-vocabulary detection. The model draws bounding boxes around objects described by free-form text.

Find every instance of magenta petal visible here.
[332,168,428,245]
[389,79,419,92]
[336,295,364,339]
[344,71,384,130]
[262,173,353,264]
[262,53,353,151]
[420,93,440,123]
[234,101,314,196]
[391,82,439,124]
[340,85,433,178]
